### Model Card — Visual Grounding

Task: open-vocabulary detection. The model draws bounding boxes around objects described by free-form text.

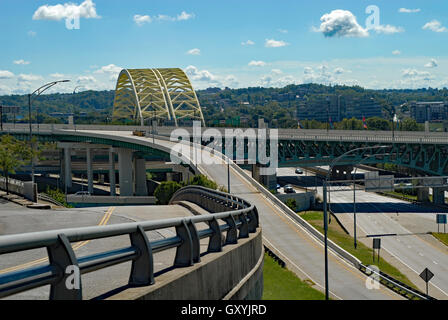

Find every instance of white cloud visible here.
[271,69,283,75]
[139,11,195,23]
[185,66,218,83]
[424,59,438,68]
[33,0,100,21]
[223,75,239,88]
[392,50,401,55]
[399,8,421,13]
[134,14,151,26]
[371,24,404,34]
[18,74,43,82]
[28,31,37,37]
[423,20,448,33]
[187,48,201,55]
[94,64,122,75]
[177,11,195,21]
[402,68,432,79]
[50,73,66,78]
[0,70,14,79]
[333,67,348,75]
[315,9,369,38]
[278,29,288,34]
[258,74,298,88]
[248,60,267,67]
[241,40,255,46]
[265,39,289,48]
[77,75,97,83]
[13,59,31,65]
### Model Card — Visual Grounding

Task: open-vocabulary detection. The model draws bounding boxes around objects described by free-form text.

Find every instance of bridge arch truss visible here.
[112,68,205,127]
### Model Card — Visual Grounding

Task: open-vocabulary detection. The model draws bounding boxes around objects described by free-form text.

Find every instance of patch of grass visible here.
[431,233,448,247]
[262,253,325,300]
[298,211,418,290]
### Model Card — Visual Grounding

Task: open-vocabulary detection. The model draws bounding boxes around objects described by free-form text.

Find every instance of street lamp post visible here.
[323,145,388,300]
[28,80,70,185]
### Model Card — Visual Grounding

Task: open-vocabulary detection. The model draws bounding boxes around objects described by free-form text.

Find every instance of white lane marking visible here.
[433,261,438,265]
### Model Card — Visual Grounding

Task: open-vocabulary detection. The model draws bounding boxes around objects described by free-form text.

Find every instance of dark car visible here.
[284,185,295,193]
[295,168,303,174]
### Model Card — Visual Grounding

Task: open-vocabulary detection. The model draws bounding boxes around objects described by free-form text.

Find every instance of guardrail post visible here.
[174,220,194,267]
[238,213,249,238]
[207,217,223,253]
[187,219,201,263]
[247,207,259,232]
[224,215,238,245]
[47,234,82,300]
[128,225,154,286]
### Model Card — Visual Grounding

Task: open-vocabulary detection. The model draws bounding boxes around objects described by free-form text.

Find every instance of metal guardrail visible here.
[38,193,66,207]
[0,186,259,300]
[360,264,435,300]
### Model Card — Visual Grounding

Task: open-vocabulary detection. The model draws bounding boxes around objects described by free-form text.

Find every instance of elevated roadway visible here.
[62,129,402,300]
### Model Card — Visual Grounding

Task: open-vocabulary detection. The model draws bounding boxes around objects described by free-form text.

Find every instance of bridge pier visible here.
[117,148,134,196]
[109,148,116,196]
[433,187,447,205]
[417,187,430,203]
[251,164,277,190]
[62,145,72,190]
[134,157,148,196]
[86,148,94,195]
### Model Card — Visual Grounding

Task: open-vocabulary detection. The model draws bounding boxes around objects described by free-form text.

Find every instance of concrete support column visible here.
[86,148,93,195]
[117,148,134,196]
[262,172,277,191]
[109,149,116,196]
[433,187,446,205]
[134,158,148,196]
[64,146,72,189]
[417,187,430,203]
[251,164,261,183]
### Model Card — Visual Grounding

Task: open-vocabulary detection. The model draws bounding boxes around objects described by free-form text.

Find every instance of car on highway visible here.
[75,191,91,196]
[283,185,295,193]
[295,168,304,174]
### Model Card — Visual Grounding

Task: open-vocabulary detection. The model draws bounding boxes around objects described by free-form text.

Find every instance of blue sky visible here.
[0,0,448,94]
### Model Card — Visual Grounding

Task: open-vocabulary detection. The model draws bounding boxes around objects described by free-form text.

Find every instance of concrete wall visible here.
[108,228,263,300]
[67,195,156,206]
[0,177,36,202]
[276,192,315,211]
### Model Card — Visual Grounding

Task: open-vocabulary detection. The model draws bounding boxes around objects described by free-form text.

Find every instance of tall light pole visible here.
[323,145,388,300]
[29,80,70,184]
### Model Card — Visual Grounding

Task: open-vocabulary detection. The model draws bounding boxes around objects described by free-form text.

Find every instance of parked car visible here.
[75,191,91,196]
[283,185,295,194]
[295,168,304,174]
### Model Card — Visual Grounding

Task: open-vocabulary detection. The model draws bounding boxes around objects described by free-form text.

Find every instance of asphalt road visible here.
[277,167,448,298]
[0,199,197,300]
[110,130,401,300]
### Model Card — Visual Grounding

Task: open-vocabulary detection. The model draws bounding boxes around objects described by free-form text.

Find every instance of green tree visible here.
[401,118,420,131]
[285,198,297,211]
[182,174,218,190]
[154,181,182,205]
[0,135,32,194]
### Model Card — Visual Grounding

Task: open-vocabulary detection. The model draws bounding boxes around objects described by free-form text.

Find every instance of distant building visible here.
[409,101,448,123]
[297,95,382,122]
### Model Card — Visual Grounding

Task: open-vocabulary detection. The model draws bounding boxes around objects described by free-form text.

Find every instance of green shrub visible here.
[45,186,72,208]
[182,174,218,190]
[285,198,297,211]
[154,181,182,205]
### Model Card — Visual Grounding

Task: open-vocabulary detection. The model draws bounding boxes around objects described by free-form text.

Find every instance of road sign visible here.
[420,268,434,296]
[373,238,381,249]
[436,214,447,224]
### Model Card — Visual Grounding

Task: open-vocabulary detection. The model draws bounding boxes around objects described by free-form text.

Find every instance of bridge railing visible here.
[0,186,258,300]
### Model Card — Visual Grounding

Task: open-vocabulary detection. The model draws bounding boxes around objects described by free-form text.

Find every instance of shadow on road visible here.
[329,202,448,214]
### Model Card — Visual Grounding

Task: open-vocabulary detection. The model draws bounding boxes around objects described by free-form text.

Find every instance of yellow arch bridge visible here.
[112,68,205,127]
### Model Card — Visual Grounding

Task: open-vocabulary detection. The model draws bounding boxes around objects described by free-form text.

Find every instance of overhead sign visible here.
[365,172,394,192]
